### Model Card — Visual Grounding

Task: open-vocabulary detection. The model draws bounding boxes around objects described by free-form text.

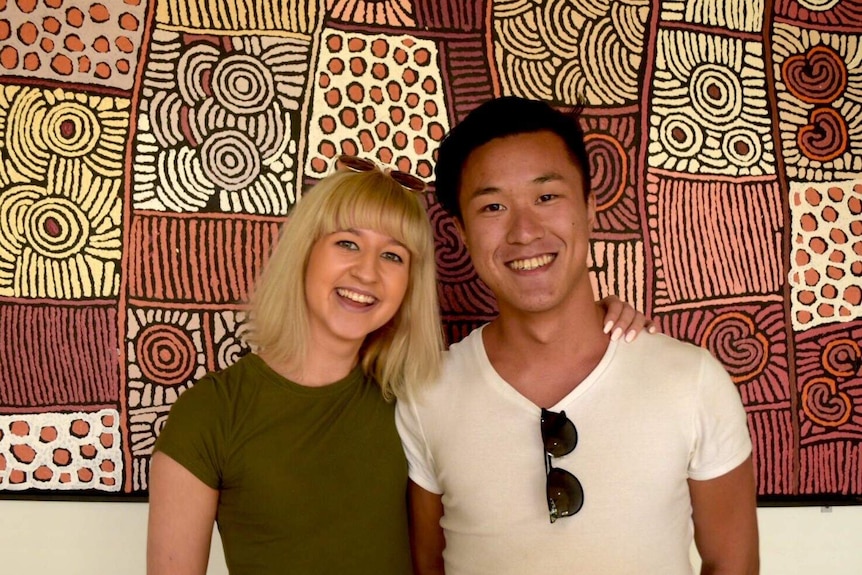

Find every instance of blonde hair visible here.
[246,169,442,399]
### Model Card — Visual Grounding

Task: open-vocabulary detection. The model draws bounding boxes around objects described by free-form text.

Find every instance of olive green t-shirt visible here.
[154,353,410,574]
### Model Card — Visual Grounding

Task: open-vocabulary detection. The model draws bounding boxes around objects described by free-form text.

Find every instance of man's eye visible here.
[538,194,557,203]
[481,203,504,212]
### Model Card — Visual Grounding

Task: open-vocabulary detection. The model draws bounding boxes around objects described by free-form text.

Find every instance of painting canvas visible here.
[0,0,860,503]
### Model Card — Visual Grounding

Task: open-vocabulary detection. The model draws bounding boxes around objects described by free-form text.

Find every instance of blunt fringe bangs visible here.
[246,169,442,400]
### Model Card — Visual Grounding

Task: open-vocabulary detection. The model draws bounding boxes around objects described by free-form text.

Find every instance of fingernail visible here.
[611,327,622,341]
[625,330,635,343]
[648,325,657,333]
[603,321,613,334]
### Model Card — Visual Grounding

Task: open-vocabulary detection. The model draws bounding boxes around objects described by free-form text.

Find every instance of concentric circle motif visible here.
[658,114,703,158]
[41,102,101,157]
[136,324,197,386]
[722,129,762,168]
[199,130,261,191]
[24,198,90,259]
[701,312,769,383]
[689,64,742,125]
[585,133,627,212]
[211,55,275,115]
[802,377,852,428]
[822,338,861,378]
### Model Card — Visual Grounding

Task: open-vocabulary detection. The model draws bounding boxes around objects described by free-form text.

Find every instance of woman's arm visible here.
[147,451,219,575]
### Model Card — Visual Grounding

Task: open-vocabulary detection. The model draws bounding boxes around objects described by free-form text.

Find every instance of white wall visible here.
[0,501,859,574]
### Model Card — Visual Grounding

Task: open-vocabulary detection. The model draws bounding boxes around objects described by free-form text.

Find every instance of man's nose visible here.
[506,207,544,244]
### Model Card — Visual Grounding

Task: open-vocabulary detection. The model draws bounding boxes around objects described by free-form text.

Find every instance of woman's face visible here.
[304,227,411,351]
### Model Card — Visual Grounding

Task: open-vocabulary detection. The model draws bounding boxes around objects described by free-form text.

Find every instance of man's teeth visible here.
[509,254,554,271]
[337,288,375,304]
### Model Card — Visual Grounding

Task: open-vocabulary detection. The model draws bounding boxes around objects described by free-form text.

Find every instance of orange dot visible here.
[371,62,387,80]
[800,213,817,232]
[339,107,357,128]
[80,444,97,459]
[318,73,330,88]
[50,53,73,74]
[71,419,90,438]
[99,433,113,448]
[319,140,336,158]
[40,37,54,52]
[817,303,835,317]
[9,469,27,484]
[65,34,85,51]
[417,159,433,178]
[327,34,341,51]
[851,260,862,275]
[386,81,402,101]
[424,100,438,116]
[413,136,427,154]
[119,12,139,31]
[93,35,110,52]
[324,88,341,107]
[828,249,845,263]
[116,59,130,74]
[22,51,40,69]
[60,473,72,483]
[809,237,827,254]
[822,206,838,222]
[371,38,388,58]
[829,228,847,244]
[402,68,417,86]
[850,220,862,236]
[89,3,111,23]
[94,62,111,78]
[369,86,384,104]
[11,444,36,464]
[796,310,813,324]
[393,47,408,64]
[100,460,115,472]
[379,147,393,164]
[0,20,9,40]
[101,414,114,429]
[804,268,820,286]
[327,58,344,74]
[428,121,445,141]
[821,284,838,298]
[1,45,19,68]
[844,285,861,305]
[53,448,71,466]
[346,82,364,103]
[362,106,375,123]
[827,187,844,202]
[34,466,53,481]
[18,21,38,45]
[797,290,816,305]
[854,240,862,256]
[848,196,861,215]
[11,420,30,436]
[115,36,134,52]
[42,16,61,34]
[375,122,390,139]
[347,37,365,52]
[100,477,116,486]
[358,129,374,152]
[78,55,91,72]
[45,0,63,7]
[422,77,437,94]
[402,38,415,48]
[393,130,407,149]
[409,114,423,130]
[341,139,358,156]
[310,156,327,173]
[78,468,94,482]
[17,0,37,12]
[395,156,412,173]
[349,56,365,76]
[794,249,810,266]
[320,115,336,134]
[39,426,58,443]
[0,453,5,470]
[826,265,844,280]
[805,187,822,206]
[415,48,430,65]
[66,7,85,27]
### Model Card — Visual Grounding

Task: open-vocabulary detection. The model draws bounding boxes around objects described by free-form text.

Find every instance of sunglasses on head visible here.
[541,408,584,523]
[335,155,427,193]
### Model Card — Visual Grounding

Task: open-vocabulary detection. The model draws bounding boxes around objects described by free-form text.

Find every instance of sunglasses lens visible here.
[547,467,584,522]
[337,155,377,172]
[541,408,577,457]
[389,170,427,192]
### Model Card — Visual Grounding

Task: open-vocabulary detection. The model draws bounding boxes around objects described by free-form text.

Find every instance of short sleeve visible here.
[395,395,442,494]
[688,350,753,481]
[154,375,229,489]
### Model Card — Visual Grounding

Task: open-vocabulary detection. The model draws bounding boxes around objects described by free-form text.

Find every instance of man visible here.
[396,96,759,574]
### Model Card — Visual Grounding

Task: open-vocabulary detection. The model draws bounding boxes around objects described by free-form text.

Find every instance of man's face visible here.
[456,131,596,317]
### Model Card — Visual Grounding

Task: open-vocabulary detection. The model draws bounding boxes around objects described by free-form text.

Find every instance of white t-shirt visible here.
[396,327,752,575]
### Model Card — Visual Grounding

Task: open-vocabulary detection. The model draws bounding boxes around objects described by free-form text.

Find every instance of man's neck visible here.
[482,299,610,408]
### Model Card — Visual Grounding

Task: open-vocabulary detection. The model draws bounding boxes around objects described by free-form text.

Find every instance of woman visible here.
[147,158,651,574]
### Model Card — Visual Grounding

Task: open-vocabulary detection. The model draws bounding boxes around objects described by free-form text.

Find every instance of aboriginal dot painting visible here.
[0,0,860,502]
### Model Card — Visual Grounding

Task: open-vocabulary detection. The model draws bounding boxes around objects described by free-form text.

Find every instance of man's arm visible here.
[408,480,446,575]
[689,456,759,575]
[147,452,219,575]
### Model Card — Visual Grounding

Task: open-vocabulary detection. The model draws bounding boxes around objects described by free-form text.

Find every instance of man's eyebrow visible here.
[464,172,564,201]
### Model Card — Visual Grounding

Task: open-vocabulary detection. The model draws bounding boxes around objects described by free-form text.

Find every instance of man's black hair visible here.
[434,96,591,221]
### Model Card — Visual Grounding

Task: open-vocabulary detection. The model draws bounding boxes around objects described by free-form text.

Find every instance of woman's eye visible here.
[381,251,404,263]
[336,240,358,250]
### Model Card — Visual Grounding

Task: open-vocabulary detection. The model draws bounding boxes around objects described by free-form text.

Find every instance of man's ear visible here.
[453,217,468,250]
